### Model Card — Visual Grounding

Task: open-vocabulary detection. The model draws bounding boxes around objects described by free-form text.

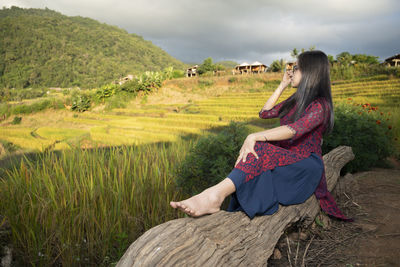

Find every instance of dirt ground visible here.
[269,159,400,267]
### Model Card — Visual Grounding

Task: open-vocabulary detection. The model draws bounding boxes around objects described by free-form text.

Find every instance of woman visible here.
[170,50,352,221]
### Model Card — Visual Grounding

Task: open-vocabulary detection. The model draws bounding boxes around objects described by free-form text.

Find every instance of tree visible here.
[291,48,299,59]
[327,54,335,65]
[270,59,286,72]
[197,57,216,75]
[352,54,380,65]
[336,52,352,66]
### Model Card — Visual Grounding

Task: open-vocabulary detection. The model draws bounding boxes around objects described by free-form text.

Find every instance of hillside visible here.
[0,6,186,89]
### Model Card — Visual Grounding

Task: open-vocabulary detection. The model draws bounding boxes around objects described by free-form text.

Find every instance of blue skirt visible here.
[227,153,324,219]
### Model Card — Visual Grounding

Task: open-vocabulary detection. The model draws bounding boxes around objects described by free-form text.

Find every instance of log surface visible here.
[117,146,354,267]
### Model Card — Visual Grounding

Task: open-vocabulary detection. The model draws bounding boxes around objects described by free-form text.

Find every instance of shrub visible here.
[0,140,19,153]
[197,57,215,75]
[322,100,395,173]
[175,121,250,196]
[120,79,139,93]
[228,77,237,83]
[105,93,129,111]
[11,116,22,124]
[71,93,91,112]
[171,69,185,79]
[11,99,53,114]
[0,103,10,117]
[137,71,163,93]
[330,64,354,80]
[198,79,214,88]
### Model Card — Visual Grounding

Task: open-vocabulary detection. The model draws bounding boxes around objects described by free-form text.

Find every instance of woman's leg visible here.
[170,178,236,217]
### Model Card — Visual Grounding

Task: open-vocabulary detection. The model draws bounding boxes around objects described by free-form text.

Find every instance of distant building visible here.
[384,54,400,67]
[186,65,198,77]
[233,61,268,74]
[112,75,134,85]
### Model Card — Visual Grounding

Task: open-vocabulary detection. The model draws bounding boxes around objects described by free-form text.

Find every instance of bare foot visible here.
[170,188,224,217]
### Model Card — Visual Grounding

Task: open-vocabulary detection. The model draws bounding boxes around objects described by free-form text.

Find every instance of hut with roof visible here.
[233,61,268,74]
[186,65,198,77]
[384,54,400,67]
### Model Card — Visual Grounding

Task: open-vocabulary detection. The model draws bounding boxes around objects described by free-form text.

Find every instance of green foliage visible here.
[0,88,47,102]
[270,59,285,72]
[11,116,22,124]
[322,101,395,173]
[198,79,214,88]
[330,64,355,80]
[228,77,237,83]
[0,140,19,153]
[352,54,380,65]
[291,46,316,59]
[327,54,335,65]
[214,64,226,71]
[291,48,299,59]
[197,57,216,75]
[137,71,163,93]
[330,64,400,81]
[0,103,9,116]
[175,122,250,195]
[120,80,140,93]
[336,52,379,65]
[0,98,64,116]
[104,93,129,111]
[95,83,119,102]
[71,92,91,112]
[0,6,185,89]
[336,52,353,65]
[171,69,185,79]
[215,60,238,69]
[162,66,174,80]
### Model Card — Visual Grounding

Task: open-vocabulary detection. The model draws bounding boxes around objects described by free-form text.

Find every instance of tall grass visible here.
[0,138,196,266]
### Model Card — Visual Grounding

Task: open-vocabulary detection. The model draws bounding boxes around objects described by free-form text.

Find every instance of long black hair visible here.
[278,50,334,134]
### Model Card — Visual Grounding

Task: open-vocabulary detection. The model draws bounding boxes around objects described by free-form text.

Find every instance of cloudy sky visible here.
[2,0,400,65]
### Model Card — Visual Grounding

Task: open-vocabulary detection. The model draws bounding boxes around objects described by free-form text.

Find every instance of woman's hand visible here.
[280,68,293,90]
[235,134,259,166]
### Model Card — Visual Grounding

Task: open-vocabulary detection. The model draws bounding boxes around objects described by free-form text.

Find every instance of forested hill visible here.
[0,6,187,89]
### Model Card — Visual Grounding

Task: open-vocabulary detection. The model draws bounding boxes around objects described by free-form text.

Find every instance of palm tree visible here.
[291,48,299,59]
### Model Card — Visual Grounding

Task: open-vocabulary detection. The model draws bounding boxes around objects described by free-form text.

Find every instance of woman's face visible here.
[290,62,302,88]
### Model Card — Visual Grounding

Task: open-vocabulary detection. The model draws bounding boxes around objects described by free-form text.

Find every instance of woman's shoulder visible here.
[306,97,326,111]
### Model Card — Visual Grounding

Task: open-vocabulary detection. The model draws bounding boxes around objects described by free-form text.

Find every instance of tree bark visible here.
[117,146,354,267]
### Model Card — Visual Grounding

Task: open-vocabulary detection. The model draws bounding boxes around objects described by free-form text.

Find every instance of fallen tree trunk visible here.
[117,146,354,267]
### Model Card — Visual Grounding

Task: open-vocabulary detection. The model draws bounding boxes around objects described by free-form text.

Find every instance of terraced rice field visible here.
[1,77,399,152]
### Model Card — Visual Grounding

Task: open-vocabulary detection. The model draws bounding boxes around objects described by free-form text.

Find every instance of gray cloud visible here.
[1,0,399,65]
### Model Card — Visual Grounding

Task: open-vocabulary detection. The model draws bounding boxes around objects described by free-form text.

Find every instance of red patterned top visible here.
[234,96,352,221]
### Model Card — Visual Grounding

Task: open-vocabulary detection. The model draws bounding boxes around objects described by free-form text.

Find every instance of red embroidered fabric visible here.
[235,96,352,221]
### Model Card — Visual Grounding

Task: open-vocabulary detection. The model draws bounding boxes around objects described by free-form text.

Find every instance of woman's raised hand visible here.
[280,68,293,90]
[235,135,259,167]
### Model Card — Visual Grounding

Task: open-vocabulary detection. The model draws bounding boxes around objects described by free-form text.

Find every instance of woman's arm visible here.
[236,99,325,165]
[249,125,295,142]
[261,68,292,110]
[235,125,295,165]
